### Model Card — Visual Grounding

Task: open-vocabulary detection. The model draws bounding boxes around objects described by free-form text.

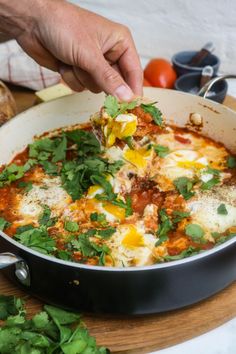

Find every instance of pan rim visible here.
[1,228,235,272]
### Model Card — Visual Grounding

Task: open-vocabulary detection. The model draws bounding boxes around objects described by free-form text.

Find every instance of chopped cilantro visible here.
[227,156,236,168]
[200,177,220,190]
[90,212,108,226]
[185,224,205,240]
[203,166,220,176]
[153,144,170,158]
[97,227,116,239]
[64,220,79,233]
[17,181,33,192]
[104,95,137,118]
[173,177,195,200]
[40,161,58,175]
[156,209,173,244]
[14,226,56,255]
[124,136,134,149]
[217,203,228,215]
[0,295,109,353]
[172,210,190,223]
[38,206,57,227]
[140,102,163,126]
[164,246,200,261]
[66,129,101,157]
[0,217,11,231]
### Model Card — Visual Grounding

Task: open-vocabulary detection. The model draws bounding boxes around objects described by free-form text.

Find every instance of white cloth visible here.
[0,40,60,90]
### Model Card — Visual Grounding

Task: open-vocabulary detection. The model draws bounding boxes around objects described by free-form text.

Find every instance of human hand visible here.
[0,0,143,100]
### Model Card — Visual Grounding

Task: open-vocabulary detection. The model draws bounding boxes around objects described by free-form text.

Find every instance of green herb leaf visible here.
[104,95,119,117]
[40,161,58,175]
[164,246,200,261]
[172,210,190,223]
[173,177,195,200]
[104,95,137,118]
[97,227,116,239]
[185,224,205,239]
[227,155,236,168]
[156,209,173,241]
[64,220,79,233]
[66,129,101,157]
[153,144,170,158]
[140,102,163,126]
[15,227,56,255]
[0,217,11,231]
[124,136,134,149]
[52,134,67,163]
[217,203,228,215]
[38,205,57,227]
[201,177,220,190]
[17,181,33,192]
[203,166,220,176]
[0,295,24,320]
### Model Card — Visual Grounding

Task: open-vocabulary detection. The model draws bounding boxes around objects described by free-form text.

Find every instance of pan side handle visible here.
[0,253,30,286]
[0,252,20,269]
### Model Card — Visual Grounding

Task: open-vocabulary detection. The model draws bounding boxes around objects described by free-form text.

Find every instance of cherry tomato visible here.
[143,78,152,87]
[144,58,177,89]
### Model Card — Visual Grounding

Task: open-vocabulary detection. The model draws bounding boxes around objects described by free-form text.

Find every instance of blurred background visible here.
[71,0,236,73]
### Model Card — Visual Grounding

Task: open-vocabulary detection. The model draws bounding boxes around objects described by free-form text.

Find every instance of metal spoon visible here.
[198,74,236,98]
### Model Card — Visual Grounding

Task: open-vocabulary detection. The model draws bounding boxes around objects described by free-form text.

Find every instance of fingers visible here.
[59,64,84,92]
[88,54,134,101]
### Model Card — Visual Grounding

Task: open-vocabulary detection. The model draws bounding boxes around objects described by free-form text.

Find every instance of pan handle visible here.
[0,252,30,286]
[198,74,236,98]
[0,252,21,269]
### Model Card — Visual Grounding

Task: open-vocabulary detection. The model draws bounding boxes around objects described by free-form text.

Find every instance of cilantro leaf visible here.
[64,220,79,233]
[200,177,220,190]
[38,206,57,227]
[0,295,24,320]
[227,155,236,168]
[66,129,101,157]
[17,181,33,192]
[164,246,200,261]
[156,209,173,244]
[104,95,137,118]
[104,95,119,117]
[217,203,228,215]
[140,102,163,126]
[52,134,67,163]
[40,161,58,175]
[97,227,116,239]
[185,224,205,240]
[153,144,170,158]
[0,217,11,231]
[172,210,190,223]
[173,177,195,200]
[15,227,56,255]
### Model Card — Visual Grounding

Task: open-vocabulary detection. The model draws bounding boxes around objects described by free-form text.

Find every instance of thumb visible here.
[89,56,134,101]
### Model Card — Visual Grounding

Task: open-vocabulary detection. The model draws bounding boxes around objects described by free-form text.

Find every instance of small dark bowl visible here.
[172,51,220,77]
[174,72,228,103]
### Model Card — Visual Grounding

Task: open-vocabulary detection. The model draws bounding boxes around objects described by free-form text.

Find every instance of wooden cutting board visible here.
[1,87,236,353]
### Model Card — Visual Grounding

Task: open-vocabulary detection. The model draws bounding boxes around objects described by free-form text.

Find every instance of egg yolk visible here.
[103,202,126,221]
[177,160,206,170]
[103,114,137,147]
[122,225,145,248]
[123,148,151,169]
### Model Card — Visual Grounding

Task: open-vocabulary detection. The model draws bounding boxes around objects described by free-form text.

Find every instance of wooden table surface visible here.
[1,87,236,354]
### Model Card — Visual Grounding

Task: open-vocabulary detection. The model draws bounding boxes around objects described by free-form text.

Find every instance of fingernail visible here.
[114,85,134,101]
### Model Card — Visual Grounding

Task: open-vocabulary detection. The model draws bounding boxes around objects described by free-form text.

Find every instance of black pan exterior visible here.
[0,235,236,315]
